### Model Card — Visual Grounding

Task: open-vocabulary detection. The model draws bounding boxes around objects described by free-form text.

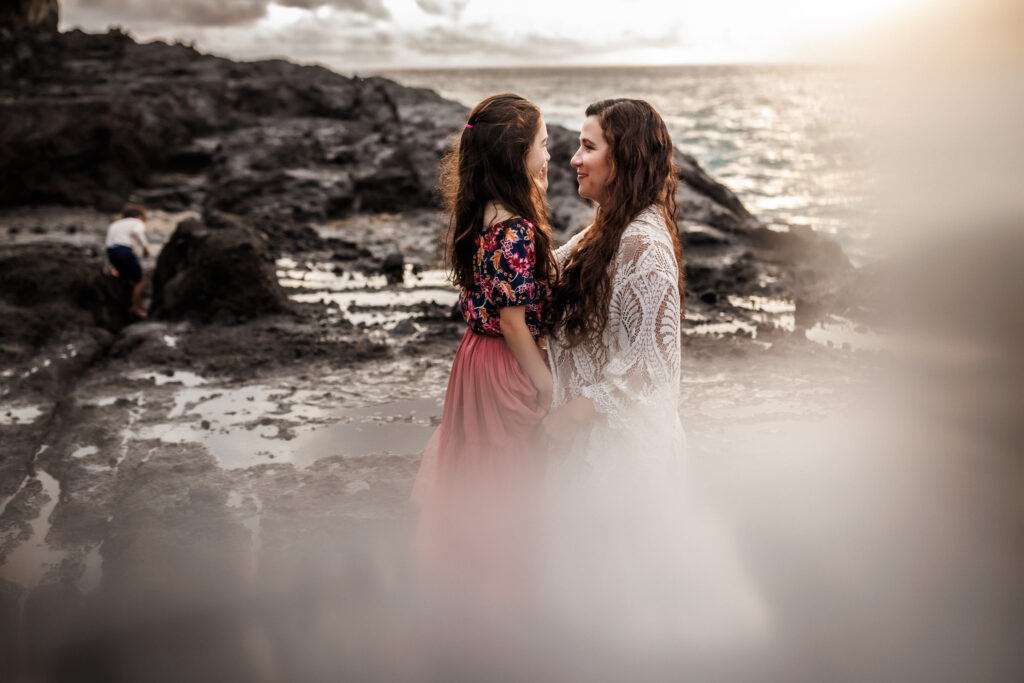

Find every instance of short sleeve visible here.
[131,220,149,249]
[486,219,538,308]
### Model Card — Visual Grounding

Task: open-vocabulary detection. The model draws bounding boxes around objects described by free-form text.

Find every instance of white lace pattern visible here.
[546,206,685,477]
[539,210,772,648]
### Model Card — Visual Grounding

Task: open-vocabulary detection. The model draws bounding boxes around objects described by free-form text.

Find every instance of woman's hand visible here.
[541,396,594,453]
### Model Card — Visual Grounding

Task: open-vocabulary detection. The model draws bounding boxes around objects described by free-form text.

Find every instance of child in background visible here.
[105,203,151,318]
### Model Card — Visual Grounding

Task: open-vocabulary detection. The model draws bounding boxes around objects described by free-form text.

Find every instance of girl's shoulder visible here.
[490,216,535,242]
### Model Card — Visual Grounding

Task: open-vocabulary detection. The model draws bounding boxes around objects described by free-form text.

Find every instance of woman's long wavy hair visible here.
[441,93,556,326]
[550,98,683,347]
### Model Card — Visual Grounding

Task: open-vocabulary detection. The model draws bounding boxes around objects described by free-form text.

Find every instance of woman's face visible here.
[525,114,550,192]
[571,115,612,205]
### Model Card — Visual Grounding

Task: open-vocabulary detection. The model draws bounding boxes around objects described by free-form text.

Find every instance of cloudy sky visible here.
[61,0,935,72]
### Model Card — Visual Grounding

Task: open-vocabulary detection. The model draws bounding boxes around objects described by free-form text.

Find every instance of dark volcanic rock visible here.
[0,0,57,33]
[0,30,465,230]
[0,25,855,322]
[381,252,405,283]
[1,96,191,210]
[331,240,372,261]
[0,242,133,353]
[675,149,758,233]
[0,241,131,399]
[150,213,289,323]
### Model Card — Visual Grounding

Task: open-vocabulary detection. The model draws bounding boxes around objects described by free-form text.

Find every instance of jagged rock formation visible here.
[0,29,466,223]
[150,213,289,323]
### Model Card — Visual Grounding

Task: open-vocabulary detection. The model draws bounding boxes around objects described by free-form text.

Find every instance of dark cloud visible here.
[415,0,470,20]
[69,0,267,27]
[66,0,389,28]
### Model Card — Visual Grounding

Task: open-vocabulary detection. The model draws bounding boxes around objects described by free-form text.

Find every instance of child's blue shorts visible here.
[106,245,142,283]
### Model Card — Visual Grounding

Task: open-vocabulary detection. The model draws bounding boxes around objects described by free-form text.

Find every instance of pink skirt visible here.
[412,327,546,596]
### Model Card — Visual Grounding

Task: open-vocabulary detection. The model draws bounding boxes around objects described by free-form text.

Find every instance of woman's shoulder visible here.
[614,206,677,275]
[622,206,673,246]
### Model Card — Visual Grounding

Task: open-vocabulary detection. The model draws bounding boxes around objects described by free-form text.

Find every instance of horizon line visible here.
[366,61,838,74]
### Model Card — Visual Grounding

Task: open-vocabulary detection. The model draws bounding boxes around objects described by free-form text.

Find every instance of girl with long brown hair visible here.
[411,93,555,599]
[543,97,685,472]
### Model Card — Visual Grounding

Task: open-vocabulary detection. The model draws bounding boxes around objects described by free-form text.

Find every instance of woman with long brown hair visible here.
[411,93,556,601]
[542,98,685,471]
[535,99,708,653]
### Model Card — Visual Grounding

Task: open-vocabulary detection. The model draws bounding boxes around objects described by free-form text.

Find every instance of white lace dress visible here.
[546,205,686,483]
[540,207,769,653]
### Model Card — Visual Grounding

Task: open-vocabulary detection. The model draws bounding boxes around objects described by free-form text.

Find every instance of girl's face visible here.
[571,115,612,205]
[525,115,550,192]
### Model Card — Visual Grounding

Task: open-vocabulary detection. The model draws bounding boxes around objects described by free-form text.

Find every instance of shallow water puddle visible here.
[342,397,443,419]
[130,370,208,387]
[287,418,436,468]
[806,316,888,351]
[168,384,286,421]
[0,469,64,588]
[137,391,442,471]
[727,295,795,315]
[686,298,887,351]
[140,417,435,470]
[727,295,797,331]
[0,404,45,425]
[71,445,98,459]
[277,260,458,328]
[687,320,759,337]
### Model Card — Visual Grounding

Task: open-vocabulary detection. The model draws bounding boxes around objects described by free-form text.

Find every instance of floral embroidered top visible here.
[459,217,545,338]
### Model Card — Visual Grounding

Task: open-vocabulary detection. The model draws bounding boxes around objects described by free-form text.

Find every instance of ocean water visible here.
[376,65,877,265]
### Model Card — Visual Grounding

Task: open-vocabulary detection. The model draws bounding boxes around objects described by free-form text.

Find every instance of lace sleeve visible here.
[579,228,681,434]
[554,226,590,268]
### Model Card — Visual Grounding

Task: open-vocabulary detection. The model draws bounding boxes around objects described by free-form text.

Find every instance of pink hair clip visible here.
[465,124,473,128]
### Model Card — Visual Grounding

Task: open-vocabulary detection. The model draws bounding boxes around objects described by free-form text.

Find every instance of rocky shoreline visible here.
[0,23,859,371]
[0,14,904,681]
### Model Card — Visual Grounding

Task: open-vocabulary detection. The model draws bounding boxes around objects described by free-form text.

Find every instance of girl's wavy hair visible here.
[550,98,683,347]
[440,93,556,327]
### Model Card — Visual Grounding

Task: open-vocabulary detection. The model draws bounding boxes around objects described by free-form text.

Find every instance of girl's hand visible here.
[499,305,554,413]
[536,378,553,412]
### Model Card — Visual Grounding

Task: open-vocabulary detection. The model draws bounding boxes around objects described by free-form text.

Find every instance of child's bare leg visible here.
[131,278,147,317]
